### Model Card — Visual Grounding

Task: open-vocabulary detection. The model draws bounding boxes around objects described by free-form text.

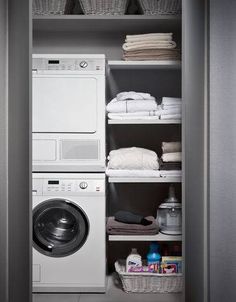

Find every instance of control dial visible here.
[79,182,88,189]
[79,61,88,68]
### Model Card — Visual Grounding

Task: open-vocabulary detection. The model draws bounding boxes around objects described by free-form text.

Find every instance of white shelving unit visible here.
[108,60,181,70]
[109,233,182,242]
[108,177,181,183]
[108,119,181,125]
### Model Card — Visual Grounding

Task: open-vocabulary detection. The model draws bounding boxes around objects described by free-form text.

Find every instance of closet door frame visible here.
[0,0,32,302]
[183,0,209,301]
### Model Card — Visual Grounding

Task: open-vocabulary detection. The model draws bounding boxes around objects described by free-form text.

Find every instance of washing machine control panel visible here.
[33,177,105,195]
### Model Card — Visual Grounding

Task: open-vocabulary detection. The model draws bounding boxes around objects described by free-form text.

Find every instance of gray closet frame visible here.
[1,0,236,302]
[0,0,32,302]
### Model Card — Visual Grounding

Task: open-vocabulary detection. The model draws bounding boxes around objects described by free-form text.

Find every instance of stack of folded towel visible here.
[106,211,158,235]
[122,33,180,61]
[106,147,161,178]
[159,142,182,177]
[107,91,161,120]
[159,97,182,120]
[107,92,182,121]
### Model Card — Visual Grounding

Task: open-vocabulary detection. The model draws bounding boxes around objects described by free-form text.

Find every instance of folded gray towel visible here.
[114,210,152,226]
[106,216,158,235]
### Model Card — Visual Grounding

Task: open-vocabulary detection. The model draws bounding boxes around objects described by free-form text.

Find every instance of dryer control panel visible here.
[33,176,105,196]
[33,57,105,74]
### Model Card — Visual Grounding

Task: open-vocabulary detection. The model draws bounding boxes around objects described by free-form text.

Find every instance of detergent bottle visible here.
[147,243,161,273]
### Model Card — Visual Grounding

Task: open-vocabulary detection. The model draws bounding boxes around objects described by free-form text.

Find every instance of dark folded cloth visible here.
[114,210,152,226]
[106,216,158,235]
[159,158,181,170]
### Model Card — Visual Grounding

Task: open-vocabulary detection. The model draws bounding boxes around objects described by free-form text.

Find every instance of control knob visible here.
[79,61,88,68]
[79,182,88,189]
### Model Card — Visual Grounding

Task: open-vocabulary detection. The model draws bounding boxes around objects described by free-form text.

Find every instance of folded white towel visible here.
[126,33,173,43]
[106,99,158,113]
[116,91,153,102]
[160,114,181,120]
[162,142,181,154]
[162,152,182,162]
[108,111,161,120]
[108,147,159,170]
[161,104,182,110]
[106,168,161,178]
[162,97,182,106]
[160,107,181,115]
[123,41,177,51]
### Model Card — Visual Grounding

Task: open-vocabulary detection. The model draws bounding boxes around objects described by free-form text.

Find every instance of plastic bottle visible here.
[126,248,142,272]
[147,243,161,273]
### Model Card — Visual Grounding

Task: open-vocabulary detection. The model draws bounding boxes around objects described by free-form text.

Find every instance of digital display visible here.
[48,180,59,185]
[48,60,60,64]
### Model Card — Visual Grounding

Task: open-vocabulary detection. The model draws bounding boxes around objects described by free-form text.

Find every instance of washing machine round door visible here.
[33,199,89,257]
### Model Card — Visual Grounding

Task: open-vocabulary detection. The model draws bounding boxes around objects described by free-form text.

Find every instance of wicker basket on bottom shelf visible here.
[115,260,183,293]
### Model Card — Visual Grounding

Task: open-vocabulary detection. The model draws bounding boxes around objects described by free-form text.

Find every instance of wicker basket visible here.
[33,0,69,15]
[115,260,183,293]
[79,0,129,15]
[138,0,181,15]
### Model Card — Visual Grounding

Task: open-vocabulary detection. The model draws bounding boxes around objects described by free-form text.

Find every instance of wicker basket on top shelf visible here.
[79,0,129,15]
[33,0,73,15]
[115,260,183,293]
[138,0,181,15]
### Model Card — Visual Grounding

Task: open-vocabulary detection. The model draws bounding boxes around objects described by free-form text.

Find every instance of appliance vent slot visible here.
[61,140,99,160]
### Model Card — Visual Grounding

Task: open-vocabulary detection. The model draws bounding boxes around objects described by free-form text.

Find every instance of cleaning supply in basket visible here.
[147,243,161,273]
[161,256,182,274]
[126,248,142,272]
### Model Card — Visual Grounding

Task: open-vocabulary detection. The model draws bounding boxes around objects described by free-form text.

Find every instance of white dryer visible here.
[32,54,105,172]
[32,173,106,292]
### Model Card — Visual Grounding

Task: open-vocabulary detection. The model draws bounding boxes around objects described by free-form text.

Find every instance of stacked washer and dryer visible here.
[32,54,106,292]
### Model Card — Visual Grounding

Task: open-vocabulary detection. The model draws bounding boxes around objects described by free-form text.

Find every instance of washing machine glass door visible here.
[33,199,89,257]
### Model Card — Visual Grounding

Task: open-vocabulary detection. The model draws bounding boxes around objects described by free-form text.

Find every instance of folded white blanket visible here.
[160,170,182,177]
[116,91,153,102]
[106,168,161,178]
[108,111,161,120]
[160,114,181,120]
[125,33,173,43]
[162,142,181,154]
[108,147,159,170]
[106,99,158,113]
[123,41,177,51]
[162,97,182,106]
[162,152,182,162]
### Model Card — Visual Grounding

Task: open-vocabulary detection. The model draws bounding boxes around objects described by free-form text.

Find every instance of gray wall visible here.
[0,0,32,301]
[209,1,236,301]
[183,0,207,301]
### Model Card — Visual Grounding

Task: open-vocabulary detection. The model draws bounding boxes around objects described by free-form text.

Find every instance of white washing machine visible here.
[32,54,106,172]
[32,173,106,293]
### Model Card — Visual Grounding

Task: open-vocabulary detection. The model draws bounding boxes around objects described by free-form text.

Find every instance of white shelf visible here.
[108,119,181,124]
[33,15,181,33]
[108,177,181,183]
[108,60,181,70]
[109,233,182,242]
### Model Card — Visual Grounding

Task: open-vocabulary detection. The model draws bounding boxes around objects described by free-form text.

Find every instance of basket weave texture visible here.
[79,0,128,15]
[33,0,68,15]
[115,260,183,293]
[138,0,181,15]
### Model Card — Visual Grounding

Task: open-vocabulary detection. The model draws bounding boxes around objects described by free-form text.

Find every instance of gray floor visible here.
[33,274,182,302]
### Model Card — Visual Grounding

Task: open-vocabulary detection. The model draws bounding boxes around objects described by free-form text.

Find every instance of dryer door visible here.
[33,199,89,257]
[32,75,97,133]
